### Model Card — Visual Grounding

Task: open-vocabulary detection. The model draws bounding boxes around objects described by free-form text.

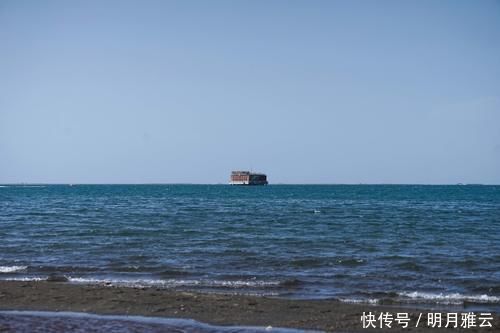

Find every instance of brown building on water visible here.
[230,171,268,185]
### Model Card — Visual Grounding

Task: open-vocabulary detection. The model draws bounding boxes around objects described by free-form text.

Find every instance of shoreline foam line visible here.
[0,266,28,273]
[1,275,499,306]
[0,280,499,332]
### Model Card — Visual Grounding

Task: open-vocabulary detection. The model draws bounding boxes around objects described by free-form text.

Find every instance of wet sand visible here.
[0,311,310,333]
[0,281,498,332]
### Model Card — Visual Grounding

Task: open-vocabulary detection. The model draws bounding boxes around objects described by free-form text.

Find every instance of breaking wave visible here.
[0,266,28,273]
[398,291,500,304]
[336,291,500,306]
[0,277,44,281]
[339,298,379,305]
[67,277,286,289]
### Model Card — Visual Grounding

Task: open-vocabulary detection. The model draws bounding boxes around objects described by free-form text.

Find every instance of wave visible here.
[0,272,303,291]
[0,277,44,281]
[336,291,500,306]
[0,266,28,273]
[158,268,193,277]
[395,261,423,272]
[336,258,365,267]
[290,258,325,268]
[35,265,102,273]
[279,278,303,288]
[67,277,285,289]
[398,291,500,304]
[2,272,498,307]
[339,298,379,305]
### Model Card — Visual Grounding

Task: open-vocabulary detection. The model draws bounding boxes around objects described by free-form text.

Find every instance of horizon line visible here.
[0,182,497,186]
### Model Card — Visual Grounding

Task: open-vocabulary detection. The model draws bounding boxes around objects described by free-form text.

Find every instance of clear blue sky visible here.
[1,0,499,184]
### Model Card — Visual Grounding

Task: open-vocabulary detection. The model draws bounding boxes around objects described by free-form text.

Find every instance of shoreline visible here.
[0,281,498,332]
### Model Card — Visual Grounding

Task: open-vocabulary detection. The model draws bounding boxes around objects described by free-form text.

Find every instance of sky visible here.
[1,0,499,184]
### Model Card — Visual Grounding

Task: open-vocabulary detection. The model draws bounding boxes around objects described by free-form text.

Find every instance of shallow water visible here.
[0,311,316,333]
[1,185,499,308]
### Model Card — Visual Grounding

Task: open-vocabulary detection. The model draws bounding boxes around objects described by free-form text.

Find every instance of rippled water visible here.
[1,185,499,308]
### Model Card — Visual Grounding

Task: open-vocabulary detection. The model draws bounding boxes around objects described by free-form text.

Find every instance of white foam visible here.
[339,298,379,305]
[0,277,44,281]
[68,277,281,288]
[0,266,28,273]
[399,291,500,304]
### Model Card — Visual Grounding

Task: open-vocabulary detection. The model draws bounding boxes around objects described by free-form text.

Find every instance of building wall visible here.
[231,174,250,182]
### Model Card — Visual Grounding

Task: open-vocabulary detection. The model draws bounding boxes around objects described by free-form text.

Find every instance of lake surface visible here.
[1,184,499,309]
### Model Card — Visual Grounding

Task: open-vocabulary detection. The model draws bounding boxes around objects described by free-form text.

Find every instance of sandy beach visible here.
[0,281,498,332]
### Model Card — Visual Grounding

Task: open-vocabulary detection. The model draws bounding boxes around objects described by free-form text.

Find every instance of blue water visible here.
[1,185,499,308]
